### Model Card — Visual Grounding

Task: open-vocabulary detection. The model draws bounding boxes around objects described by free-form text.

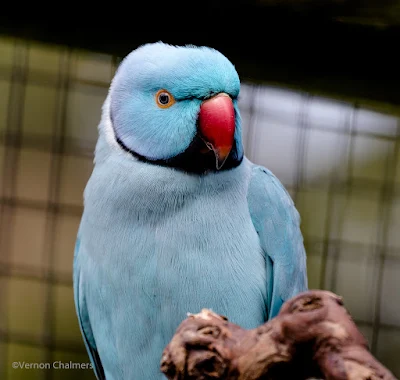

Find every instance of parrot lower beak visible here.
[198,93,235,170]
[214,145,233,170]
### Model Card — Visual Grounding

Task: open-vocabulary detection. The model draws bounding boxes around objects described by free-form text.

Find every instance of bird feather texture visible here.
[73,42,308,380]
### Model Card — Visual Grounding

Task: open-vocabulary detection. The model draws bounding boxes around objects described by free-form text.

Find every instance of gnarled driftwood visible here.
[160,290,397,380]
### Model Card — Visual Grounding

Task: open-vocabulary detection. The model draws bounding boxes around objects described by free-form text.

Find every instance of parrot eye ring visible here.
[156,89,175,109]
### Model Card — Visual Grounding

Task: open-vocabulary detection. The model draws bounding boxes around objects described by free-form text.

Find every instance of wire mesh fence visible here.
[0,36,399,379]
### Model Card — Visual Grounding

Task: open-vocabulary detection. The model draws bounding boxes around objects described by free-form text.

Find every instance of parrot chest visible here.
[87,180,267,326]
[79,161,268,378]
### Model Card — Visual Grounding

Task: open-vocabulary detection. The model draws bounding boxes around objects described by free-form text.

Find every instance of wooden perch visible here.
[160,290,397,380]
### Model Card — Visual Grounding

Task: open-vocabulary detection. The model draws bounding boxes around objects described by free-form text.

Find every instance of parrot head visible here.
[108,42,244,174]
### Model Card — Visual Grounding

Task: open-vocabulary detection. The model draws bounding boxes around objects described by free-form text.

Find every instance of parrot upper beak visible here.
[198,93,235,170]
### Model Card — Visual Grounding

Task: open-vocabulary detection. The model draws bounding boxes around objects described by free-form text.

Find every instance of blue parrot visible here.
[73,42,308,380]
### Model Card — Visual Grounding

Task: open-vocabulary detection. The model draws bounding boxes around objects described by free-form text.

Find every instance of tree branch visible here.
[160,290,397,380]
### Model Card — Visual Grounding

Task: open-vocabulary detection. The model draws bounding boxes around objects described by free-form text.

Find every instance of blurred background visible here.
[0,1,400,379]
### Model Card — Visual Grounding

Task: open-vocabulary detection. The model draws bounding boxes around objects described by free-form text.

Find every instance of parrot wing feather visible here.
[247,165,308,319]
[73,236,105,380]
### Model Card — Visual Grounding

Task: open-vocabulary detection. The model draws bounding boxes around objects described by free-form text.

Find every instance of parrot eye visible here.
[156,89,175,109]
[158,93,169,104]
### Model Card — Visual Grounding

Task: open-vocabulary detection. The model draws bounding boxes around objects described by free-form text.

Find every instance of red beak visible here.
[198,93,235,170]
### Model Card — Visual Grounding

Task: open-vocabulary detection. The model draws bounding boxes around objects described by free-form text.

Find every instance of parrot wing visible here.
[247,165,308,319]
[73,236,105,380]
